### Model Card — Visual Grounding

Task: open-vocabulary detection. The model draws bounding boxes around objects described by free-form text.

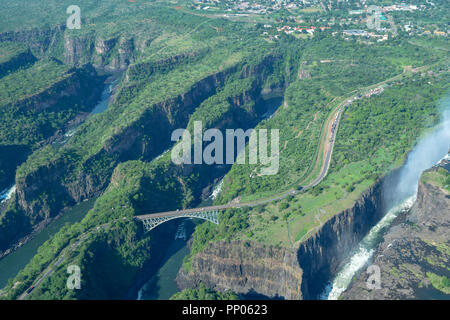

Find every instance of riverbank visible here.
[138,222,194,300]
[127,179,224,300]
[340,155,450,299]
[0,198,96,288]
[0,72,121,284]
[325,104,450,299]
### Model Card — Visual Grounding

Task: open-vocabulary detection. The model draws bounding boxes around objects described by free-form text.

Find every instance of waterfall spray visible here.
[323,94,450,300]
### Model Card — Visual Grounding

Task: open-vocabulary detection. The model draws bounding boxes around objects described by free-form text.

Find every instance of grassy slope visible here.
[1,40,278,299]
[217,38,440,203]
[186,40,449,262]
[422,167,450,192]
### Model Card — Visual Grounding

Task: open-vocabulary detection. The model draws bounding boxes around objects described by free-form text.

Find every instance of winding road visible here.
[14,86,348,300]
[14,65,426,299]
[135,95,347,221]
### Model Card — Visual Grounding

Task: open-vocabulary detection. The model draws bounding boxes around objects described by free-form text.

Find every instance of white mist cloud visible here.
[393,95,450,202]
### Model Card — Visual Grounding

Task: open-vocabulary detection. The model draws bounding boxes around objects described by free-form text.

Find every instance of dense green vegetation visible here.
[170,283,238,300]
[331,73,448,175]
[0,42,28,64]
[185,63,449,255]
[0,10,277,257]
[0,41,283,298]
[0,60,102,146]
[0,42,35,77]
[427,272,450,295]
[0,59,67,106]
[1,161,146,299]
[0,52,103,192]
[217,37,442,203]
[0,0,449,301]
[422,167,450,192]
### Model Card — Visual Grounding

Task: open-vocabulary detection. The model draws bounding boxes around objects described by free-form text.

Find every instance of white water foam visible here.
[210,179,224,200]
[322,195,416,300]
[0,184,16,203]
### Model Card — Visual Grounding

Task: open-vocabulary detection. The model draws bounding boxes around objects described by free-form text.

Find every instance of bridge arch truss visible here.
[140,210,219,233]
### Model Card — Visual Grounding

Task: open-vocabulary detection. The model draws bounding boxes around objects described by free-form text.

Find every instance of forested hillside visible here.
[0,0,448,301]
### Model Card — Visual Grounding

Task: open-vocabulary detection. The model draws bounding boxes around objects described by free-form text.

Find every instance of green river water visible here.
[0,199,95,288]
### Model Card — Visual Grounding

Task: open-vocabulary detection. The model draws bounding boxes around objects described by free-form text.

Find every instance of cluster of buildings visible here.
[277,25,330,35]
[232,1,268,14]
[193,0,289,14]
[348,3,419,15]
[342,30,389,41]
[190,1,446,41]
[383,4,418,12]
[364,87,384,98]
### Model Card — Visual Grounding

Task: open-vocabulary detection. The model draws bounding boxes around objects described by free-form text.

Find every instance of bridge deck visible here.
[134,189,297,220]
[134,99,345,222]
[135,205,234,220]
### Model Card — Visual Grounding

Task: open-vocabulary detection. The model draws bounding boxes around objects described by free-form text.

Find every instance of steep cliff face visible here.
[14,53,278,224]
[15,155,71,221]
[297,181,386,299]
[0,25,65,58]
[8,61,264,254]
[63,34,94,66]
[177,178,388,299]
[0,145,30,192]
[2,56,285,298]
[125,50,205,83]
[104,69,232,160]
[10,63,102,114]
[0,67,104,252]
[0,48,36,78]
[177,240,304,299]
[0,25,138,71]
[0,63,102,195]
[64,34,137,71]
[15,67,233,214]
[341,158,450,300]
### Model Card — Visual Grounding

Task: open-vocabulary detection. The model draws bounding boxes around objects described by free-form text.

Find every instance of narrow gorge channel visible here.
[323,97,450,300]
[135,96,283,300]
[0,75,119,288]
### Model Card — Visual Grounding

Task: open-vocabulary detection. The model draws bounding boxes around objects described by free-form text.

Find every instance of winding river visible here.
[0,75,119,289]
[137,96,283,300]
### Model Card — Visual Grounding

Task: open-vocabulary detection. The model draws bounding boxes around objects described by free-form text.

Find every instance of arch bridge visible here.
[135,208,221,232]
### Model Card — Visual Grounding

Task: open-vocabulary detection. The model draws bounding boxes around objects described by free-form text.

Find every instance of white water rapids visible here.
[210,179,224,200]
[322,94,450,300]
[321,195,416,300]
[0,185,16,203]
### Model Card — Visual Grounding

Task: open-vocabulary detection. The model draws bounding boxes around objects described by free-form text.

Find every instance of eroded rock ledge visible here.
[177,177,389,299]
[342,159,450,300]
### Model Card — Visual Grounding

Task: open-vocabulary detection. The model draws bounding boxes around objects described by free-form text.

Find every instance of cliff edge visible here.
[342,154,450,299]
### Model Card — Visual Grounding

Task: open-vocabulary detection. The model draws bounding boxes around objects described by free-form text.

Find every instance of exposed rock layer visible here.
[177,177,392,299]
[342,160,450,300]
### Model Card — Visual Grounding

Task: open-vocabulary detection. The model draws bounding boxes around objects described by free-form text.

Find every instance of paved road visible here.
[136,98,346,222]
[16,67,423,299]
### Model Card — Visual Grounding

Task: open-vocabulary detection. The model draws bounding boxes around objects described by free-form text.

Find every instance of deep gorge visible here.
[177,173,397,299]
